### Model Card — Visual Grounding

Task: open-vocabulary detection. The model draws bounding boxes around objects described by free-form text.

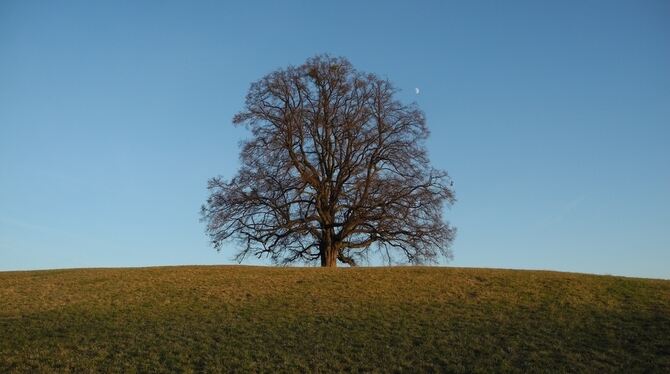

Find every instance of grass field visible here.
[1,266,669,372]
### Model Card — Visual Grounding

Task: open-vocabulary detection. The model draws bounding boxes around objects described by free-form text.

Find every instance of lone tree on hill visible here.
[202,55,456,267]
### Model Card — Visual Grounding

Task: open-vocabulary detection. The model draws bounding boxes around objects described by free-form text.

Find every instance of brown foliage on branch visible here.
[202,55,456,267]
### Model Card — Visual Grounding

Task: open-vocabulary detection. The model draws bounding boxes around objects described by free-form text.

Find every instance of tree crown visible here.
[202,55,455,267]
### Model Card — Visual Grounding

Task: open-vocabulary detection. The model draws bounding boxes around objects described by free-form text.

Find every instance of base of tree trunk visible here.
[320,248,338,267]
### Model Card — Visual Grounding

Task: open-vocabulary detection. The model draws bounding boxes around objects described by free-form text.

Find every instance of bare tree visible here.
[202,55,456,267]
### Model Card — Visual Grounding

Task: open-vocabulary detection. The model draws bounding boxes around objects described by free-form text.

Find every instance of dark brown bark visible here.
[320,245,339,267]
[319,230,338,267]
[202,55,456,266]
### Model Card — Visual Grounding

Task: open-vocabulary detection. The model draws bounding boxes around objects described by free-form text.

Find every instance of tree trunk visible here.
[319,235,339,267]
[320,248,338,267]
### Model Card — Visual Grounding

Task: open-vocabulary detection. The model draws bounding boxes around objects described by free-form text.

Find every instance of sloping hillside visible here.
[1,266,668,372]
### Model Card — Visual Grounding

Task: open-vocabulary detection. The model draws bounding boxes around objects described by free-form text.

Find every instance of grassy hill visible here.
[1,266,668,372]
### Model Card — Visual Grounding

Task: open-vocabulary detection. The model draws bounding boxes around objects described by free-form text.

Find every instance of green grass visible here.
[1,266,669,372]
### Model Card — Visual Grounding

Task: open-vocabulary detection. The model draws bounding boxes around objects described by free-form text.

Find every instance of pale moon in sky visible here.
[415,88,420,95]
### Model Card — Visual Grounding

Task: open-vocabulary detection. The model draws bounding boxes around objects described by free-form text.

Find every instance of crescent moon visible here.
[415,88,420,95]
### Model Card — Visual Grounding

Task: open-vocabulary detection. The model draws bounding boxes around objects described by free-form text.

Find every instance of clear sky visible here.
[1,0,668,278]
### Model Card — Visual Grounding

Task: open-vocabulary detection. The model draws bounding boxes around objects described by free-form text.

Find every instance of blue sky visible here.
[1,0,668,278]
